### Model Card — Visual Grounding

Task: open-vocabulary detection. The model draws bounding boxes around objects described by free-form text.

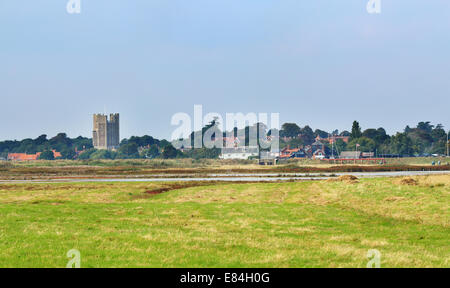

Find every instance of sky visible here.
[1,0,449,141]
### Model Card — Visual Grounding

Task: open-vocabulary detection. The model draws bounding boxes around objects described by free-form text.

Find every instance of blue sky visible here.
[1,0,449,140]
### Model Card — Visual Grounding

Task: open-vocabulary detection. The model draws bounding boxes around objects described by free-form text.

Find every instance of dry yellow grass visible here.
[0,175,448,267]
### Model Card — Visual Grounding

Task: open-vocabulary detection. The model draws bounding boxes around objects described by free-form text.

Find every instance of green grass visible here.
[3,156,449,169]
[0,176,448,267]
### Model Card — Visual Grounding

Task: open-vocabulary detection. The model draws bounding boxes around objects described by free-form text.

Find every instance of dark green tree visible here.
[334,139,347,154]
[417,121,434,133]
[390,133,414,156]
[34,134,48,146]
[38,150,54,160]
[141,144,160,159]
[340,130,351,137]
[280,123,301,138]
[300,125,315,145]
[348,137,376,152]
[314,129,329,139]
[61,148,76,159]
[90,149,116,160]
[161,144,178,159]
[117,143,139,159]
[159,139,170,148]
[77,149,96,160]
[351,121,362,139]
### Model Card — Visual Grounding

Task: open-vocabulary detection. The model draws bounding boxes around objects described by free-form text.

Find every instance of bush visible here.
[38,150,55,160]
[90,150,117,160]
[77,149,96,160]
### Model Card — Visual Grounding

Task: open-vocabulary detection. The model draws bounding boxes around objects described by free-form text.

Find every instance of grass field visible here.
[1,158,449,181]
[0,175,448,267]
[2,156,449,168]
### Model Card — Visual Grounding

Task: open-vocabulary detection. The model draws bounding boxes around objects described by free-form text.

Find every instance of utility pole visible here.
[447,130,449,157]
[331,135,334,159]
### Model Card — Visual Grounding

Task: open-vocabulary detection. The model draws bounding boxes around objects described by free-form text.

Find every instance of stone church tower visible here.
[93,113,120,150]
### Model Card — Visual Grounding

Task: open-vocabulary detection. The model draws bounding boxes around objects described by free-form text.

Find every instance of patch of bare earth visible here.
[133,182,225,199]
[400,177,418,186]
[327,175,359,184]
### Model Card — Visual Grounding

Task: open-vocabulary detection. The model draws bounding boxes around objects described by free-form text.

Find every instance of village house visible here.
[340,151,362,159]
[312,150,326,160]
[279,146,309,159]
[7,150,62,161]
[7,153,39,161]
[311,139,326,153]
[219,147,259,160]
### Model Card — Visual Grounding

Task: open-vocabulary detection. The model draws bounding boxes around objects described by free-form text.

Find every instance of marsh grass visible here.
[3,157,449,169]
[0,175,448,267]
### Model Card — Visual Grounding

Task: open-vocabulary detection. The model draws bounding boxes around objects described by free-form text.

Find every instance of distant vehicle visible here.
[432,154,440,157]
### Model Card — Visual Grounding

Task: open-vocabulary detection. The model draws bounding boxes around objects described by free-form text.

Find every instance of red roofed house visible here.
[8,150,62,161]
[279,147,307,159]
[7,153,39,161]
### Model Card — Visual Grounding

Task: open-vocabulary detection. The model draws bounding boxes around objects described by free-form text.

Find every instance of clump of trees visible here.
[0,133,185,160]
[0,133,92,159]
[38,150,55,160]
[77,136,182,160]
[280,121,449,157]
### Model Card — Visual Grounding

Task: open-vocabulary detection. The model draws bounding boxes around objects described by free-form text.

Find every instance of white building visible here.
[220,147,259,160]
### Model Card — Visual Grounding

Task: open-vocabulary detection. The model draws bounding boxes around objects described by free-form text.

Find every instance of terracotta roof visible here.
[281,147,301,153]
[8,150,62,161]
[278,154,293,158]
[7,153,39,161]
[280,147,304,158]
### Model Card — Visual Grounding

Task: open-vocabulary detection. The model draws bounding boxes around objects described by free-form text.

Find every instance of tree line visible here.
[280,121,449,157]
[0,133,92,160]
[0,121,448,160]
[0,133,206,160]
